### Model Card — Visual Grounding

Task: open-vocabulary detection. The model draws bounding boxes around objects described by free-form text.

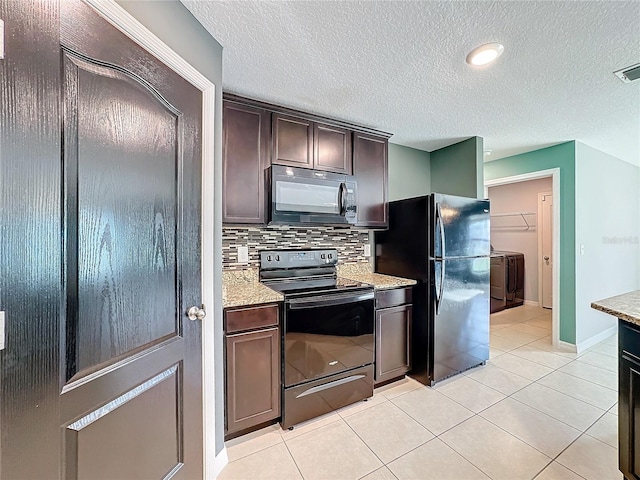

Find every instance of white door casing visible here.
[484,168,563,349]
[538,192,553,308]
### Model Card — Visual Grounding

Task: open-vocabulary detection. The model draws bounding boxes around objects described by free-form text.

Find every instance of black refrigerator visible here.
[375,194,491,386]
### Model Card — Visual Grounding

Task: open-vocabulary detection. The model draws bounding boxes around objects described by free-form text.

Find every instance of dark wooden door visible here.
[314,123,352,174]
[353,133,388,228]
[272,113,313,168]
[223,101,270,224]
[61,2,203,478]
[0,1,64,477]
[375,305,412,384]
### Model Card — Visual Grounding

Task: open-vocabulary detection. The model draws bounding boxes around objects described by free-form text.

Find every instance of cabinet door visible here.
[375,305,412,384]
[272,113,313,168]
[222,102,270,224]
[620,353,640,479]
[620,323,640,479]
[225,327,281,435]
[353,133,388,228]
[314,123,352,174]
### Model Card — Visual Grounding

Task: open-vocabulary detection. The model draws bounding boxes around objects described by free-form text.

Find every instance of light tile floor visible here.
[219,305,621,480]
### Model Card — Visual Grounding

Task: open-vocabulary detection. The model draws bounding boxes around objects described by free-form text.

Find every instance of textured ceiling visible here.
[182,0,640,165]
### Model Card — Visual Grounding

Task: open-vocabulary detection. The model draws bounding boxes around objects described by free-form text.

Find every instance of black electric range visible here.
[259,249,375,429]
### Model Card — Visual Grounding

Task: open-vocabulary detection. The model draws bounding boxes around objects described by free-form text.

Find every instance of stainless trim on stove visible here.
[287,291,374,309]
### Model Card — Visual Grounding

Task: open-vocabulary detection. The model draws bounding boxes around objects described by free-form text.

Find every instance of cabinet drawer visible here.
[225,304,279,334]
[375,287,412,309]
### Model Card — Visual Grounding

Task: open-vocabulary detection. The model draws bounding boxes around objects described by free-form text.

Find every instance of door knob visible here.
[543,256,550,265]
[187,304,206,321]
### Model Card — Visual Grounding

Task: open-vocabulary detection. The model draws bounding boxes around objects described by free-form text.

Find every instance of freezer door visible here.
[433,257,489,382]
[433,193,490,259]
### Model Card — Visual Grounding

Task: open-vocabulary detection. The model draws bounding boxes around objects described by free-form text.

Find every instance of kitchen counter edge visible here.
[222,272,417,309]
[591,290,640,327]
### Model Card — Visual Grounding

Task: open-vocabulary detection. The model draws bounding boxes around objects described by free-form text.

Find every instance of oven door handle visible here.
[295,374,366,398]
[287,291,374,309]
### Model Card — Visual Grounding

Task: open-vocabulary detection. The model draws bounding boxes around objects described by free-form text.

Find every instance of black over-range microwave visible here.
[267,165,357,226]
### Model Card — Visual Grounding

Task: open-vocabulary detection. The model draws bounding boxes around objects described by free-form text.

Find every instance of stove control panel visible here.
[260,249,338,269]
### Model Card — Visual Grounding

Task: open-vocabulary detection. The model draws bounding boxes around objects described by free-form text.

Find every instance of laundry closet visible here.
[487,177,553,313]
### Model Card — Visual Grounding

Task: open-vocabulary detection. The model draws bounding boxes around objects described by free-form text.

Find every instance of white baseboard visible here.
[211,448,228,479]
[524,300,540,307]
[557,340,578,353]
[575,325,618,354]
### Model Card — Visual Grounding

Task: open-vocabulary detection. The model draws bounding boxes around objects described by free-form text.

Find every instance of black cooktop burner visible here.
[264,276,372,297]
[258,248,373,298]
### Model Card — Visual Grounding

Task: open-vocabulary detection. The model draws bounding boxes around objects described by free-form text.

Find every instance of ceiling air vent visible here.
[614,63,640,83]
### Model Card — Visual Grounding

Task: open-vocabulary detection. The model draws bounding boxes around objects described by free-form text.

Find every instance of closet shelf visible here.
[490,212,536,231]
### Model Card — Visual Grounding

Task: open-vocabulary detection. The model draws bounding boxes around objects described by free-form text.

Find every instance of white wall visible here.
[488,177,553,303]
[575,142,640,348]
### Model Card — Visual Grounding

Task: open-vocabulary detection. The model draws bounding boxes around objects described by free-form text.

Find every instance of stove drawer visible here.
[225,304,279,334]
[282,365,373,429]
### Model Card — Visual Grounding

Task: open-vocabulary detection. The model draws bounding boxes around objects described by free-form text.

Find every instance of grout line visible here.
[340,415,399,478]
[281,436,307,480]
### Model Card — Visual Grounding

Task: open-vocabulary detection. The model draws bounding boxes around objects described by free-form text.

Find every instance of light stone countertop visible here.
[222,263,417,308]
[338,263,418,290]
[222,269,283,309]
[591,290,640,327]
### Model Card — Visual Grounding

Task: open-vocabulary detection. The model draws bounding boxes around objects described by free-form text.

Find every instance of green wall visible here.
[484,142,576,344]
[431,137,484,198]
[388,143,431,201]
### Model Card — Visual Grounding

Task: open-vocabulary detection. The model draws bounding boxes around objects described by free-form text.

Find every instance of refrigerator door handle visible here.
[436,202,445,258]
[435,259,445,315]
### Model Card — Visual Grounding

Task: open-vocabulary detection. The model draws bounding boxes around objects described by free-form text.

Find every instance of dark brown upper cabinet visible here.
[272,113,314,169]
[222,101,270,224]
[273,113,352,175]
[353,132,388,228]
[222,93,391,228]
[314,123,353,174]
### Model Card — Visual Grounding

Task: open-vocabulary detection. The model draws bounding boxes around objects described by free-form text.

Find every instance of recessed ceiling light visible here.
[466,43,504,66]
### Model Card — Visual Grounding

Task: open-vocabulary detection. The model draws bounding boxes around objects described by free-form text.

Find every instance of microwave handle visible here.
[338,182,347,216]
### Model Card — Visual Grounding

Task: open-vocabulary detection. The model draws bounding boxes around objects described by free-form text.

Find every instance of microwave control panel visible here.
[345,183,357,220]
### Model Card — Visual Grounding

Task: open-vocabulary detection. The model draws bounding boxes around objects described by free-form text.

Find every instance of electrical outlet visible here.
[0,19,5,60]
[0,311,5,351]
[363,244,371,257]
[237,246,249,263]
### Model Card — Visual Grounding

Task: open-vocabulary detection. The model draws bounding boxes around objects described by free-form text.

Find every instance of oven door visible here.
[283,290,375,387]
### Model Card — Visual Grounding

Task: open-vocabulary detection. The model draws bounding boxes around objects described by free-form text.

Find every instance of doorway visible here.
[485,169,561,347]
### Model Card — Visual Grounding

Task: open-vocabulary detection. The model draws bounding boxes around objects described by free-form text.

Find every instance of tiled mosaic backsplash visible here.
[223,226,371,270]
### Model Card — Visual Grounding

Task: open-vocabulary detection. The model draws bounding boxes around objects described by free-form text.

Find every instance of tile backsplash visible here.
[223,226,371,270]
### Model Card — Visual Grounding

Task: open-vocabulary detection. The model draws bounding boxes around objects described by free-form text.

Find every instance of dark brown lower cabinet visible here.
[619,320,640,480]
[225,304,280,436]
[375,287,412,385]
